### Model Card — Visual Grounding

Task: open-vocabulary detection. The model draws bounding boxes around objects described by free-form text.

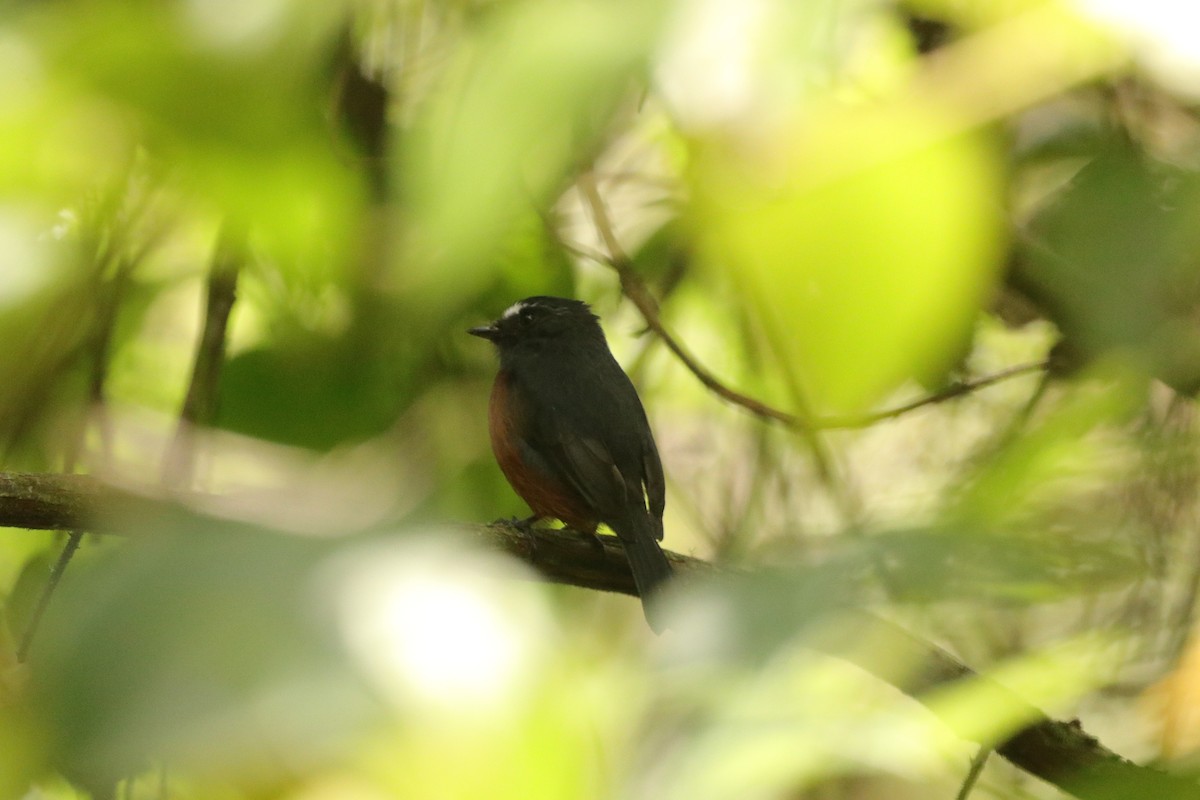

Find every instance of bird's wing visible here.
[515,356,656,525]
[640,425,665,540]
[552,431,629,517]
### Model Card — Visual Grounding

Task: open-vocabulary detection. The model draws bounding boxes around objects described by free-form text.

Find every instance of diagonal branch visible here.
[574,173,800,428]
[575,171,845,494]
[569,175,1048,434]
[163,227,244,488]
[0,470,1196,799]
[818,359,1050,429]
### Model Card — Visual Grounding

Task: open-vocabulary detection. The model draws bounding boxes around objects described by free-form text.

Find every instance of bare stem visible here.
[163,227,243,488]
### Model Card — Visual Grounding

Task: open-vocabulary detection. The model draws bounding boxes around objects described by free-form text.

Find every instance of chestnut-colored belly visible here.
[489,372,596,533]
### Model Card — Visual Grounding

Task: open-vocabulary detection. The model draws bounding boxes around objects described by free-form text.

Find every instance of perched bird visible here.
[469,296,673,630]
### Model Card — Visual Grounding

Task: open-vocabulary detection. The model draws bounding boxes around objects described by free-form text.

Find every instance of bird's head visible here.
[468,296,604,348]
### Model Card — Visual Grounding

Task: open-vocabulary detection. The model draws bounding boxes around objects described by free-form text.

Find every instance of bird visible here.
[469,296,673,631]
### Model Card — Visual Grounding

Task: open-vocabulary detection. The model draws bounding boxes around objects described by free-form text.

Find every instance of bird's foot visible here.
[493,515,542,559]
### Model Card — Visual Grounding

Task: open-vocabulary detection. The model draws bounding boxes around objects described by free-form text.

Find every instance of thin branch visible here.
[567,176,1048,436]
[1,470,1197,799]
[574,174,799,427]
[575,171,848,498]
[817,360,1050,430]
[17,532,82,661]
[954,747,991,800]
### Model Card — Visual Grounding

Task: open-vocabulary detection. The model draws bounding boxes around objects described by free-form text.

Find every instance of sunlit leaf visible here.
[0,686,44,800]
[21,0,363,265]
[690,98,1006,413]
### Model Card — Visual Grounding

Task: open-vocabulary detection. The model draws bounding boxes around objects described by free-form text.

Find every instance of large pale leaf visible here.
[691,99,1005,413]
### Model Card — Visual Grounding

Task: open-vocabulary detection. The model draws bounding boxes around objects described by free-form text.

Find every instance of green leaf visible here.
[24,0,363,264]
[218,329,403,450]
[398,0,666,298]
[1019,142,1200,391]
[29,512,370,795]
[691,99,1006,413]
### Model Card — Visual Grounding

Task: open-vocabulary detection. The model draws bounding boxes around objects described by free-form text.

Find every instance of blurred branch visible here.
[331,25,390,201]
[18,199,154,661]
[17,534,82,662]
[954,748,990,800]
[79,256,137,464]
[1,471,1197,798]
[163,228,244,487]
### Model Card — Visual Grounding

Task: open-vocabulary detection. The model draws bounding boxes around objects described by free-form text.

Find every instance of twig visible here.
[17,532,82,661]
[954,747,991,800]
[817,360,1050,430]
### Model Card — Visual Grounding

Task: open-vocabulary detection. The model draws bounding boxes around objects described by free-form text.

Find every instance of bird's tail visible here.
[616,514,674,633]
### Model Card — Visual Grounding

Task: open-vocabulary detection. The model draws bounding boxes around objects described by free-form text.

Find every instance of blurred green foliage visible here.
[2,0,1200,798]
[690,101,1005,412]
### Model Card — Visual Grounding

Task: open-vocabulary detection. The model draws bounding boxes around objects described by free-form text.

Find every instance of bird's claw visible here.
[492,515,541,559]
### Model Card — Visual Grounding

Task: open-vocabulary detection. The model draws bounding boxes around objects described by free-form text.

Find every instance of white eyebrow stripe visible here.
[501,301,527,320]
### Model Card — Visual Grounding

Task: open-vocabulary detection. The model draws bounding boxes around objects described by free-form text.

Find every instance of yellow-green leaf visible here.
[691,99,1006,413]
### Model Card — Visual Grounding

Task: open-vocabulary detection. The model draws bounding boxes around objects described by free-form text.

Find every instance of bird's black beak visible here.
[468,324,500,341]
